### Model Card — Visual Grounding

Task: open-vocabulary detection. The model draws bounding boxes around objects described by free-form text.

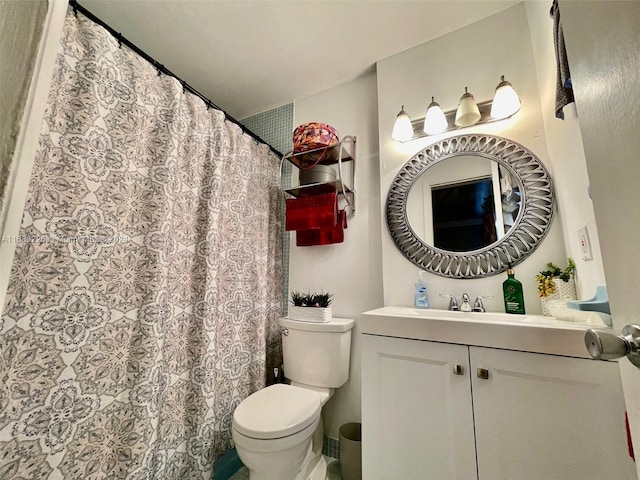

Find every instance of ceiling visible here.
[81,0,520,120]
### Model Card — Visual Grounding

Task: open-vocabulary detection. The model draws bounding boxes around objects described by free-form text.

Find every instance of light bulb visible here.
[491,75,521,119]
[454,87,481,127]
[423,97,448,135]
[392,105,414,142]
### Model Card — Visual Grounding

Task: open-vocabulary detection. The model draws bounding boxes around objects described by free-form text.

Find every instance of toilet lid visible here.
[233,384,321,439]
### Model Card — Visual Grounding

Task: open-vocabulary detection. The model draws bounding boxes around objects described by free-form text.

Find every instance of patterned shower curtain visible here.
[0,9,283,480]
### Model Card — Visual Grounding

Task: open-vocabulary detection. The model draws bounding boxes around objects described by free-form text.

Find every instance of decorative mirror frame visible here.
[386,134,554,278]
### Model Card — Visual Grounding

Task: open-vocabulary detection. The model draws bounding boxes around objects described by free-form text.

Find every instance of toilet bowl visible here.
[232,316,354,480]
[232,383,327,480]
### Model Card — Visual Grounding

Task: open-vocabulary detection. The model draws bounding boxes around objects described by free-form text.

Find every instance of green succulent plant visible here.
[312,292,334,308]
[290,291,333,307]
[536,258,576,298]
[290,291,306,307]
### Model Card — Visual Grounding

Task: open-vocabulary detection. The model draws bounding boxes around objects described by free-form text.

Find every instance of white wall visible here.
[524,0,606,299]
[377,3,569,314]
[291,70,384,438]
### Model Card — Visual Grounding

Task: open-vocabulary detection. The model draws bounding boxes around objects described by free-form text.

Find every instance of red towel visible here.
[296,209,347,246]
[626,411,635,461]
[285,192,337,231]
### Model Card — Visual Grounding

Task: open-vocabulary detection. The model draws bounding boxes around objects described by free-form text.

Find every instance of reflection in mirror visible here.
[386,134,553,278]
[433,177,497,250]
[406,156,521,252]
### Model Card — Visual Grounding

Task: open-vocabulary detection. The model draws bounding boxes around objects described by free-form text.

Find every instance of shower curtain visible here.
[0,9,283,480]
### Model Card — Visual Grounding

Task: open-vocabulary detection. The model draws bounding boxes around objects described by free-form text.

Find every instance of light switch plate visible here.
[578,226,593,261]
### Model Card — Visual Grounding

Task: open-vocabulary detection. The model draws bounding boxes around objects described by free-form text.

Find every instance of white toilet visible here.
[232,316,354,480]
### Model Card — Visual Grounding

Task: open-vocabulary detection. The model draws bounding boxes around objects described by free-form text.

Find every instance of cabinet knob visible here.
[584,325,640,368]
[477,368,490,380]
[453,364,464,375]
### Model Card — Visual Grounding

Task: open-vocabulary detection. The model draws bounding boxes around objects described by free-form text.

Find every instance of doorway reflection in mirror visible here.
[407,156,521,253]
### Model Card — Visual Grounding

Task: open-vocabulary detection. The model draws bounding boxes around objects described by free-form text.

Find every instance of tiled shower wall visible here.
[241,103,293,158]
[240,103,293,314]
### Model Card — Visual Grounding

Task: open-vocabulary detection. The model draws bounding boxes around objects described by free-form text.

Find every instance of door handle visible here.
[584,325,640,368]
[453,364,464,375]
[477,368,490,380]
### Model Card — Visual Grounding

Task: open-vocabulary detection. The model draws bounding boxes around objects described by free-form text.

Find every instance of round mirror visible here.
[386,134,554,278]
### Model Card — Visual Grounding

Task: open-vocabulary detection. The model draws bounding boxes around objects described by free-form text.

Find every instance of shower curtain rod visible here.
[68,0,284,159]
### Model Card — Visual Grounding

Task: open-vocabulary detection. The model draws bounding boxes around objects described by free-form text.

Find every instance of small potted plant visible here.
[289,290,333,323]
[536,258,576,316]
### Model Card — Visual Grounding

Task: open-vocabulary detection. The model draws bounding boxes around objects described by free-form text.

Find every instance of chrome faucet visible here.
[473,295,494,313]
[460,293,472,312]
[439,294,459,311]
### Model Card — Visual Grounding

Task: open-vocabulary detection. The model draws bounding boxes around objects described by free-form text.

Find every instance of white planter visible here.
[289,306,332,323]
[540,277,577,316]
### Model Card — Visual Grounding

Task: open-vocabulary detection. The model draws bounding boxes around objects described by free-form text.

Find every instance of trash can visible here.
[339,422,362,480]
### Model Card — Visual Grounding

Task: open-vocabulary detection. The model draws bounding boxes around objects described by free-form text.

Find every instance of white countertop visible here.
[360,306,613,359]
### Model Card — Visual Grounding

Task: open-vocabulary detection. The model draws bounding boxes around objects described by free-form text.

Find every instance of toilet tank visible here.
[279,317,354,388]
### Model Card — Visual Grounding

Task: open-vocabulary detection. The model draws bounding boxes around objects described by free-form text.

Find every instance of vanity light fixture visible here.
[454,87,481,127]
[391,105,414,142]
[423,97,448,135]
[392,76,521,142]
[490,75,521,119]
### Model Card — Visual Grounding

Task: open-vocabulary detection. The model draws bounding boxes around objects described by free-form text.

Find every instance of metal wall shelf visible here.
[280,135,356,214]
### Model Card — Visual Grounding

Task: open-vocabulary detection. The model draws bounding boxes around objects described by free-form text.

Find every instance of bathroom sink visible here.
[378,306,600,327]
[360,306,611,358]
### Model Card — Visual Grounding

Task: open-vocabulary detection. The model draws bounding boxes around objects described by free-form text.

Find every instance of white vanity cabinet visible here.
[362,335,477,479]
[362,329,636,480]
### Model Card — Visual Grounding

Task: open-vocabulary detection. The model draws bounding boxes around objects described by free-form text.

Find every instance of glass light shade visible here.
[423,97,448,135]
[491,75,521,119]
[392,105,414,141]
[454,87,481,127]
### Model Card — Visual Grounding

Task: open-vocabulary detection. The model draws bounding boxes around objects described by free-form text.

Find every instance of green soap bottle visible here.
[503,265,525,314]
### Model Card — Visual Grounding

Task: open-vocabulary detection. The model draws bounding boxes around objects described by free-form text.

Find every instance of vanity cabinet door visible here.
[362,334,477,480]
[469,347,636,480]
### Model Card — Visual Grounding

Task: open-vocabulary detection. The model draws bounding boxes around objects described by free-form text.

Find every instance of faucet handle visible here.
[439,294,459,311]
[473,295,494,313]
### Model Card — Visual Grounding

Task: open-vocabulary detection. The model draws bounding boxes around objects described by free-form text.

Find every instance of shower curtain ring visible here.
[181,80,187,94]
[116,32,123,48]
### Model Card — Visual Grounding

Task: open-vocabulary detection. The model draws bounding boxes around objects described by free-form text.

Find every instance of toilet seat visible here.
[233,384,321,440]
[232,415,320,454]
